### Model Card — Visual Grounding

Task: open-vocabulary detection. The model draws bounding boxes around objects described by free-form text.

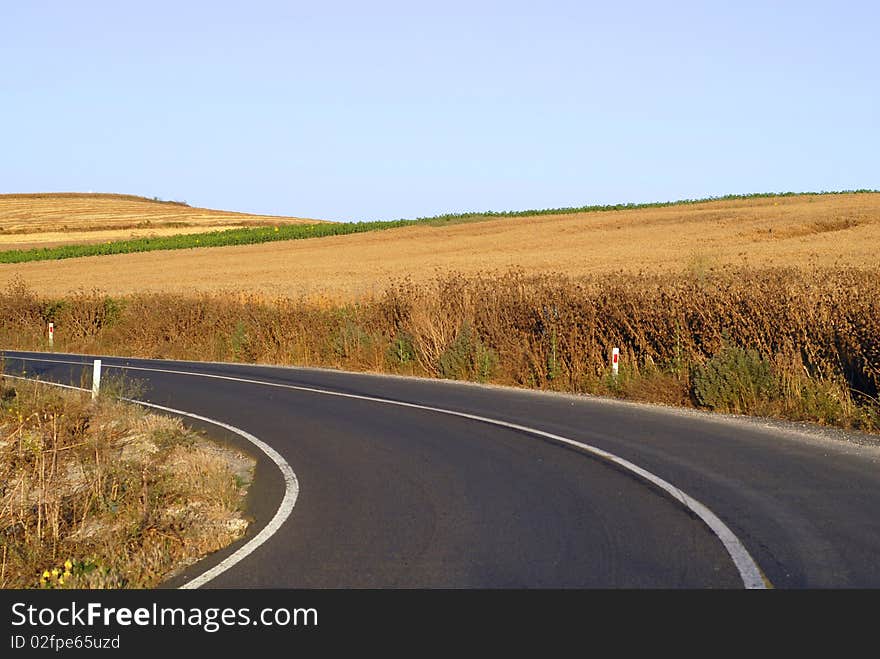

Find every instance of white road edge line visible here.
[0,371,299,591]
[4,354,770,589]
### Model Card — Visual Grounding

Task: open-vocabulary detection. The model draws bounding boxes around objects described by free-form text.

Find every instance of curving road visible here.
[4,350,880,589]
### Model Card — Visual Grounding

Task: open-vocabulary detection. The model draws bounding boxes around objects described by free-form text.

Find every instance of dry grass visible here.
[0,193,325,251]
[1,268,877,431]
[0,192,877,299]
[0,374,254,589]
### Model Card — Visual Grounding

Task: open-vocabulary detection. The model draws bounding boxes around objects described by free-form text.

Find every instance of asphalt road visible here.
[4,350,880,588]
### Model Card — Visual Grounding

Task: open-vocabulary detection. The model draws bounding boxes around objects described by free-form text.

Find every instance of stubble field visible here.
[0,192,877,299]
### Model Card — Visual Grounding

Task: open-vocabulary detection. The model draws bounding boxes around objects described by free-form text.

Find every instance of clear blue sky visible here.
[2,1,877,221]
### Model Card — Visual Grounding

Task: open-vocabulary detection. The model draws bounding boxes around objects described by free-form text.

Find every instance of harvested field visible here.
[0,193,324,250]
[1,192,878,300]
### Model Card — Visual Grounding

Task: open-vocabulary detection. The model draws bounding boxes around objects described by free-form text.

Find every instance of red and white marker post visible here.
[611,347,619,377]
[48,322,54,350]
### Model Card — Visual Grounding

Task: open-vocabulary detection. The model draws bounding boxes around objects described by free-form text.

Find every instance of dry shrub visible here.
[398,274,481,376]
[0,379,254,589]
[1,267,877,429]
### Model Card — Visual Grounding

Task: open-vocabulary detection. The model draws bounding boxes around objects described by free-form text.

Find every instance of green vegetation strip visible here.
[0,221,416,264]
[408,189,879,224]
[2,190,876,264]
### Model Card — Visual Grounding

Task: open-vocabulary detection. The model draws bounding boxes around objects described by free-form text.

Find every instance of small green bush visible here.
[102,296,123,327]
[230,321,251,360]
[331,319,372,360]
[41,300,68,323]
[387,333,416,366]
[438,322,498,382]
[692,343,778,414]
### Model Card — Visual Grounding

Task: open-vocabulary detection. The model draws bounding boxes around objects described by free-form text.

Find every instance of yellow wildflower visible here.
[64,559,73,571]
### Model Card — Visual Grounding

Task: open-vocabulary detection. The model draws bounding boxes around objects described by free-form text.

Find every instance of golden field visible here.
[0,193,322,250]
[0,192,878,300]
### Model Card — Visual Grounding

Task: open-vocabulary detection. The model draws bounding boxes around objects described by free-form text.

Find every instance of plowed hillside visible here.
[0,193,323,249]
[1,192,878,300]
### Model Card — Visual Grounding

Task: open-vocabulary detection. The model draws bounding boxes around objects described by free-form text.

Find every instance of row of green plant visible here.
[3,190,877,264]
[401,189,880,225]
[0,219,417,264]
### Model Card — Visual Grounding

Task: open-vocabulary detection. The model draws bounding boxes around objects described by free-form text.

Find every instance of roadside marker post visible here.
[92,360,102,399]
[611,347,619,377]
[48,322,54,350]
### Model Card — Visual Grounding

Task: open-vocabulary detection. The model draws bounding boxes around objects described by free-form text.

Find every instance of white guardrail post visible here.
[48,322,54,350]
[611,347,619,378]
[92,359,102,399]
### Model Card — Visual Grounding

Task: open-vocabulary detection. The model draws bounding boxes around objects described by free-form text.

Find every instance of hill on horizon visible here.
[0,192,325,250]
